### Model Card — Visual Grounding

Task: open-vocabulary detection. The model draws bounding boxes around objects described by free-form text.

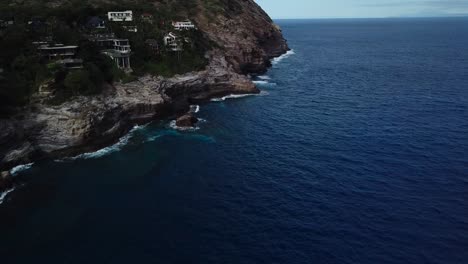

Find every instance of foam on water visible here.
[210,94,256,102]
[253,80,277,87]
[10,163,34,176]
[259,90,270,96]
[0,187,15,205]
[66,125,146,160]
[257,75,271,80]
[272,49,295,65]
[146,129,180,142]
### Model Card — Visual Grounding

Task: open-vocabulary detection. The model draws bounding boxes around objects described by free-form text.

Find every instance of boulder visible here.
[176,114,198,128]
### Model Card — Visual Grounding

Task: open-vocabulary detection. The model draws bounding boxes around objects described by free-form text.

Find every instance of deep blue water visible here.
[1,18,468,264]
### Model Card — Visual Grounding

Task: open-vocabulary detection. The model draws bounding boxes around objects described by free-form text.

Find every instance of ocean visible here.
[1,18,468,264]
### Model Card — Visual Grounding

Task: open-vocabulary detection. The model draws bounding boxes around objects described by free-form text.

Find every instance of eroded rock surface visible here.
[0,0,289,174]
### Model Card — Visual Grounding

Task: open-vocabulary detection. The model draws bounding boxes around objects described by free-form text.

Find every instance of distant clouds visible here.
[361,0,468,17]
[255,0,468,19]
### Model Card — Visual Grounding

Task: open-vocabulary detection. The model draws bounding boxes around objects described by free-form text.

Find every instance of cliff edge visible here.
[0,0,289,178]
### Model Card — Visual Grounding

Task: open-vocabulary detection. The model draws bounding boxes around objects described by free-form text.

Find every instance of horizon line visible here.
[271,15,468,20]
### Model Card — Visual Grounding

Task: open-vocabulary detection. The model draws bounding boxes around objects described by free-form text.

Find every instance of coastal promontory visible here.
[0,0,289,178]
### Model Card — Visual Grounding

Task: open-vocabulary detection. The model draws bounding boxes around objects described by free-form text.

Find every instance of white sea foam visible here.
[10,163,34,176]
[66,125,146,160]
[190,105,200,113]
[210,93,256,102]
[253,80,269,85]
[257,75,271,80]
[146,134,165,142]
[272,49,295,65]
[0,187,15,205]
[259,90,270,96]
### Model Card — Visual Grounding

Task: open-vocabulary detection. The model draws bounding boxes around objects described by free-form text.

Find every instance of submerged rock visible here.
[176,114,199,128]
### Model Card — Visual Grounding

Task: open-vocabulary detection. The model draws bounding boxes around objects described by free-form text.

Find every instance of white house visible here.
[38,44,79,60]
[101,39,132,70]
[164,32,182,51]
[108,11,133,22]
[172,20,196,30]
[37,44,83,69]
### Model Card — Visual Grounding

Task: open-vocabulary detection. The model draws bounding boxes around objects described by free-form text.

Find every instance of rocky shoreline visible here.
[0,49,287,189]
[0,0,289,190]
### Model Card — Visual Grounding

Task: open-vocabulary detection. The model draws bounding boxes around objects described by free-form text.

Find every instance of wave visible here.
[253,80,270,85]
[65,125,146,160]
[272,49,295,65]
[259,90,270,96]
[210,93,256,102]
[0,187,15,205]
[10,163,34,176]
[257,75,271,80]
[190,105,200,113]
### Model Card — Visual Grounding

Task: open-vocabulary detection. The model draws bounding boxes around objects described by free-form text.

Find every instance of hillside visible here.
[0,0,289,184]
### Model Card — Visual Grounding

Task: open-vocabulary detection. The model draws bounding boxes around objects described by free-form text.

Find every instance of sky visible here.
[255,0,468,19]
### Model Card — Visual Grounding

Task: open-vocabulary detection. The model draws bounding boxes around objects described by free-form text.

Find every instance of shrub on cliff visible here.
[64,70,95,95]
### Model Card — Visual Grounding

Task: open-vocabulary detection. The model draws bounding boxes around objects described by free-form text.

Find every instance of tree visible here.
[64,70,94,95]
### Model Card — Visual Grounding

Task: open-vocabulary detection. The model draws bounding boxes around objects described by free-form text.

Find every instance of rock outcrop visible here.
[195,0,289,74]
[176,114,198,128]
[0,0,289,176]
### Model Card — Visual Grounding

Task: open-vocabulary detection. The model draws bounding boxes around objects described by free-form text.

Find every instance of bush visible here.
[64,70,95,95]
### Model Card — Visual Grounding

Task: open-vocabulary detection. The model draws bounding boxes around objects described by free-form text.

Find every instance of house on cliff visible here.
[88,33,132,70]
[108,11,133,22]
[172,20,196,30]
[101,39,132,70]
[37,44,83,70]
[164,32,182,51]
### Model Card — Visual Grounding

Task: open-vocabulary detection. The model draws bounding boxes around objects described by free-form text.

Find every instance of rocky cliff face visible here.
[0,0,289,180]
[194,0,289,74]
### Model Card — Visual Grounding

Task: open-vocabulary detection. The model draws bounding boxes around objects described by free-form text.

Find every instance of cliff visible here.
[0,0,289,181]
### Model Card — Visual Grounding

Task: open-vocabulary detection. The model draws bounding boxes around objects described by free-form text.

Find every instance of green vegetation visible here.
[0,0,213,116]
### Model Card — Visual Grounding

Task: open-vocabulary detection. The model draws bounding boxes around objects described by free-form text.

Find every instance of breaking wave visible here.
[253,80,270,85]
[66,125,147,160]
[210,94,256,102]
[259,90,270,96]
[257,75,271,80]
[0,187,15,205]
[272,49,295,65]
[10,163,34,176]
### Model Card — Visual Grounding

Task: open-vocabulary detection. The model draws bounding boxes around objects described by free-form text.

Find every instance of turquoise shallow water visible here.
[1,18,468,263]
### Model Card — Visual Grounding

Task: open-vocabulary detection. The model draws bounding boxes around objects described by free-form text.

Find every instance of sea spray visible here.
[253,80,270,85]
[257,75,271,80]
[0,187,15,205]
[210,94,257,102]
[272,49,295,65]
[10,163,34,176]
[65,124,148,160]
